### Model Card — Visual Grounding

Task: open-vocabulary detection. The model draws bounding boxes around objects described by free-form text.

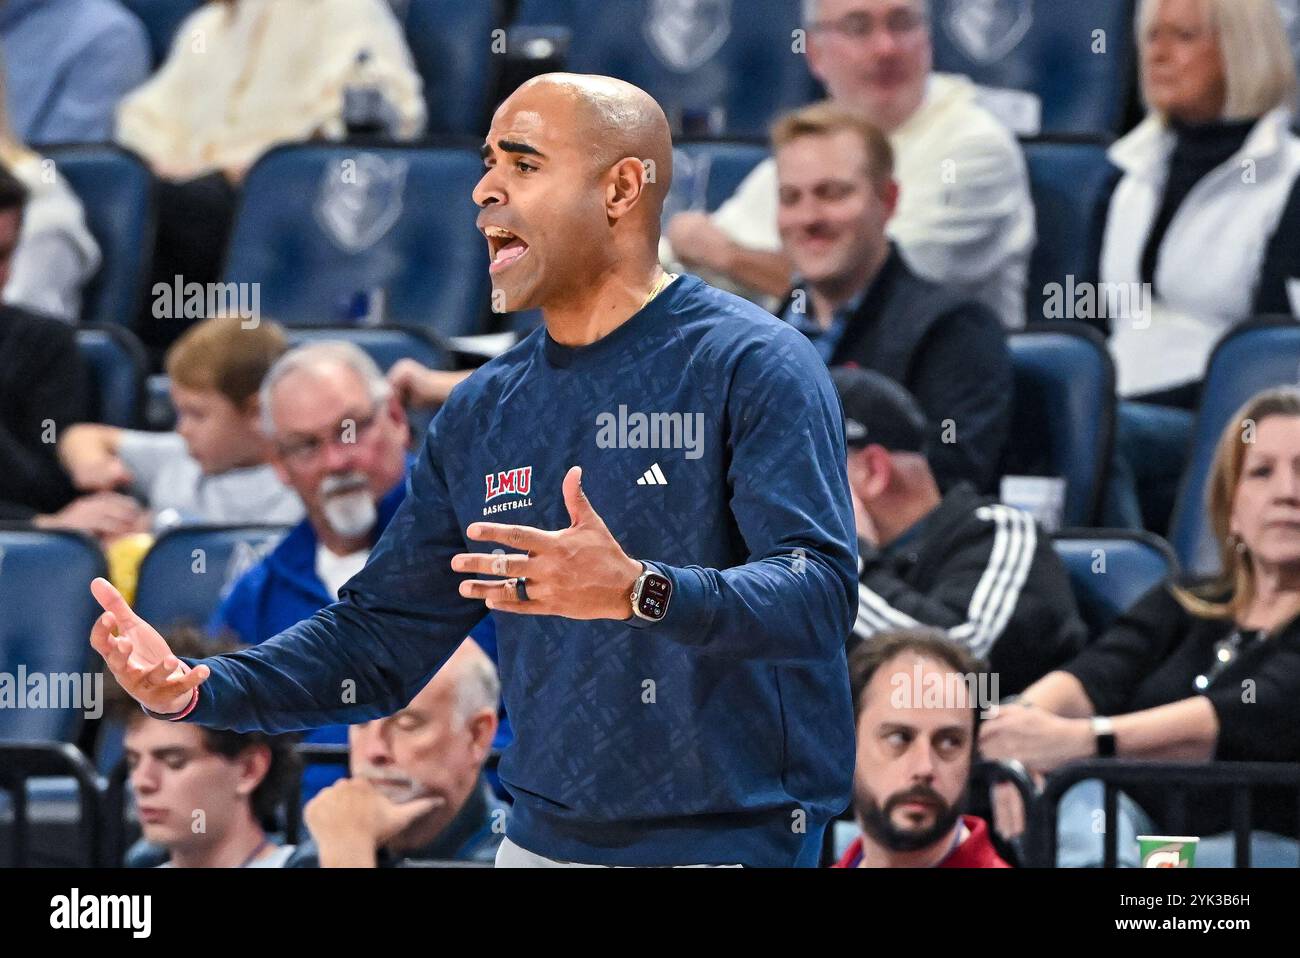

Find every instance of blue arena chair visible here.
[1021,139,1121,329]
[514,0,816,137]
[76,326,147,429]
[45,145,155,328]
[1052,530,1176,637]
[397,0,502,135]
[930,0,1137,137]
[0,528,107,742]
[667,140,769,220]
[121,0,201,65]
[133,525,291,634]
[222,144,491,337]
[1169,318,1300,579]
[1003,322,1116,528]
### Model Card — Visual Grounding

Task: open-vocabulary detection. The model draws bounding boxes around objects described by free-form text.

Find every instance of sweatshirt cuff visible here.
[640,561,715,647]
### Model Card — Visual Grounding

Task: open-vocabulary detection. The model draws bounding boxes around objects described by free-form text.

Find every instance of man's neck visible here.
[388,776,478,855]
[169,814,269,869]
[806,243,890,329]
[870,489,941,549]
[542,257,665,347]
[857,819,965,869]
[314,523,371,557]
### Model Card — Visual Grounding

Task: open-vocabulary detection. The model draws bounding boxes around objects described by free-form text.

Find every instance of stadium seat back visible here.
[46,145,155,328]
[121,0,202,65]
[1022,140,1120,328]
[1169,319,1300,579]
[515,0,816,137]
[76,326,147,429]
[929,0,1136,136]
[1004,323,1115,527]
[223,145,491,337]
[666,140,769,221]
[395,0,501,135]
[0,529,107,742]
[1052,531,1176,636]
[134,525,290,634]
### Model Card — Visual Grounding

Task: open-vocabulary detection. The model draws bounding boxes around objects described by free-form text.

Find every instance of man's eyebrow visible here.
[481,139,546,160]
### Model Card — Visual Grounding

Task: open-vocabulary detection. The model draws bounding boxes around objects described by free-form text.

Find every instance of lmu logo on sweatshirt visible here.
[483,466,533,516]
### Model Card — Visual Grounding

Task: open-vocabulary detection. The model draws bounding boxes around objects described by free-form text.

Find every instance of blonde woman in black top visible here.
[984,387,1300,864]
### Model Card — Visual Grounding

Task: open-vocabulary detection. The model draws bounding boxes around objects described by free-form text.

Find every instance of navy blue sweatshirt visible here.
[179,275,858,866]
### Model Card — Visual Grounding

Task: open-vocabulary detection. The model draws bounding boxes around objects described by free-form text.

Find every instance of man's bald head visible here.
[511,73,674,202]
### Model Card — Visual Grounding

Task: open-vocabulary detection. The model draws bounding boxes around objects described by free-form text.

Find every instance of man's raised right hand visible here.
[89,577,210,716]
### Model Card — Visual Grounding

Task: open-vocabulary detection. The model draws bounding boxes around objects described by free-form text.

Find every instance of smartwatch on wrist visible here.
[627,562,672,628]
[1091,716,1116,757]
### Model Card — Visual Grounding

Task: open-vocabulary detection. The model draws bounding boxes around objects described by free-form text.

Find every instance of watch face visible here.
[637,574,671,620]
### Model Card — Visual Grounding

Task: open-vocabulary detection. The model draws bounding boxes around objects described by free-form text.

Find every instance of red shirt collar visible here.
[832,815,1011,868]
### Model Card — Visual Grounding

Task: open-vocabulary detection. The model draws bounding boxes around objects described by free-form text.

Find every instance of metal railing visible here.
[1026,759,1300,868]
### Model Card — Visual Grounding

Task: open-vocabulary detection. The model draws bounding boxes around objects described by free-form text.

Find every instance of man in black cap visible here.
[832,367,1085,694]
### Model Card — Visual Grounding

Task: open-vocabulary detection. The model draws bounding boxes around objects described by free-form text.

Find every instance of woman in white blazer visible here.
[1103,0,1300,531]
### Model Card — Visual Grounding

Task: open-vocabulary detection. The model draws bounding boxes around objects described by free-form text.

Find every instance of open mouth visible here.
[484,225,531,274]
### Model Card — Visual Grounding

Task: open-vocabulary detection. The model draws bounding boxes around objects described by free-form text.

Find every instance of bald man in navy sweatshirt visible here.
[89,74,858,868]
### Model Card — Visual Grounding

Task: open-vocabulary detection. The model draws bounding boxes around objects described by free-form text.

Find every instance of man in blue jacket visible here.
[207,339,499,798]
[90,73,859,867]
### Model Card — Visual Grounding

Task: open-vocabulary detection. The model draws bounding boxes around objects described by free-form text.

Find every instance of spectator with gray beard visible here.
[289,641,508,867]
[208,341,498,799]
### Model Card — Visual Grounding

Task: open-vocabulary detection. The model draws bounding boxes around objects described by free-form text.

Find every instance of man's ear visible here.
[605,156,650,222]
[467,708,499,763]
[880,178,900,221]
[863,444,894,498]
[235,743,273,799]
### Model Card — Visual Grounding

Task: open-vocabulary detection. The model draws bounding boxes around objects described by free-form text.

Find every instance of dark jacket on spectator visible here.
[780,246,1013,493]
[1064,584,1300,838]
[0,305,83,519]
[853,483,1087,694]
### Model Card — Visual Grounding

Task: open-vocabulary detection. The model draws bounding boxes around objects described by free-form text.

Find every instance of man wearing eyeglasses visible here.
[662,0,1035,329]
[207,340,498,799]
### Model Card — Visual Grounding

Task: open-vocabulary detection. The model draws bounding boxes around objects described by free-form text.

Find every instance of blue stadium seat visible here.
[76,326,147,429]
[514,0,816,137]
[45,145,155,328]
[930,0,1136,137]
[1022,139,1120,328]
[285,326,450,372]
[121,0,201,65]
[396,0,501,135]
[1052,531,1176,637]
[668,140,769,218]
[0,528,107,742]
[142,327,451,430]
[133,525,290,633]
[1169,319,1300,579]
[222,145,491,337]
[1003,322,1115,527]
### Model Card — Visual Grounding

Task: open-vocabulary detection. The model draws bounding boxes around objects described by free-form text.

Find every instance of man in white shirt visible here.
[662,0,1035,329]
[58,316,303,530]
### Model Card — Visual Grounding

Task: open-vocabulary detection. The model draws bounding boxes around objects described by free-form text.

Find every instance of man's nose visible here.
[353,722,393,765]
[322,435,356,473]
[473,166,504,208]
[131,760,160,795]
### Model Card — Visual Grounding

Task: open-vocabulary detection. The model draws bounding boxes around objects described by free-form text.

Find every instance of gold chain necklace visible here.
[641,272,677,310]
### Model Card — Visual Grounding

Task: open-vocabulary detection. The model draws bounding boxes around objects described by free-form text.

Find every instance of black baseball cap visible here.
[829,366,929,454]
